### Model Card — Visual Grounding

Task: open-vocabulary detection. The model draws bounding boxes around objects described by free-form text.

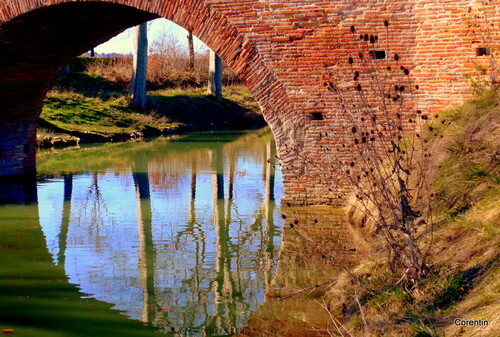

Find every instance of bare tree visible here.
[130,23,148,109]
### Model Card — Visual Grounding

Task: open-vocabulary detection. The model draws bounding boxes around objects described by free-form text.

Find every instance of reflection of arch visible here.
[0,0,293,179]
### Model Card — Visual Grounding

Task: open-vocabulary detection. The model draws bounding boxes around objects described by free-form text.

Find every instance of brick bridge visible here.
[1,0,498,204]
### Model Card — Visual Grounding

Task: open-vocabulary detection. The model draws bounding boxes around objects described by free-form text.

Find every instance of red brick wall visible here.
[1,0,498,204]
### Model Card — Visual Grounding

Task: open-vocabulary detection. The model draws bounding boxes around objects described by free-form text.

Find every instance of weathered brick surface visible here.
[0,0,498,205]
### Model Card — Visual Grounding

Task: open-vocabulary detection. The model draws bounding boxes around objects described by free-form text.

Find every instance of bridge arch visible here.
[0,0,299,191]
[1,0,498,205]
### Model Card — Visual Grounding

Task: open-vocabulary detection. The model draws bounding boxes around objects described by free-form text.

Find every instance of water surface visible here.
[0,129,284,336]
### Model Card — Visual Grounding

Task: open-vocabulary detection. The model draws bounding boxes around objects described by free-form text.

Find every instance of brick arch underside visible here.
[0,0,296,181]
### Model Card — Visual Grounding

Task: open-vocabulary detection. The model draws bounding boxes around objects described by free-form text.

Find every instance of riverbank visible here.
[327,90,499,336]
[38,71,265,148]
[238,89,499,337]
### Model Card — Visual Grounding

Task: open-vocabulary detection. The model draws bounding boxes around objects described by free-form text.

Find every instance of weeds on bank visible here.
[281,20,436,286]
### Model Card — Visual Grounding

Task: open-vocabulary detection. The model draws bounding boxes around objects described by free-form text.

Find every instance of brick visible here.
[0,0,498,206]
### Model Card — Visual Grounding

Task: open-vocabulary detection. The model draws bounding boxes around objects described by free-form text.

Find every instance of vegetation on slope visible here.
[38,62,264,147]
[321,89,499,337]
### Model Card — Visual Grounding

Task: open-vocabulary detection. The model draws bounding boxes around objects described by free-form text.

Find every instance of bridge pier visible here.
[0,118,37,177]
[0,118,38,204]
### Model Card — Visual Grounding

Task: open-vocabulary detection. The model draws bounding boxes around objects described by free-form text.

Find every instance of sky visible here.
[93,18,208,55]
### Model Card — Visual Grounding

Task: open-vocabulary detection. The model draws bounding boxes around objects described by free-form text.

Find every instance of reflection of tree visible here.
[73,172,109,241]
[212,145,224,200]
[169,158,209,330]
[264,139,276,202]
[57,173,73,266]
[43,129,283,334]
[263,139,276,287]
[228,149,235,200]
[142,134,281,334]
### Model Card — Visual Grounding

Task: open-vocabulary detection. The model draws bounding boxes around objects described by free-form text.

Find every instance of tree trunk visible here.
[207,49,222,101]
[187,30,195,71]
[130,23,148,109]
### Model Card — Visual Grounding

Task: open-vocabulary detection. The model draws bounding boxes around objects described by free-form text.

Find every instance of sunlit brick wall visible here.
[1,0,498,204]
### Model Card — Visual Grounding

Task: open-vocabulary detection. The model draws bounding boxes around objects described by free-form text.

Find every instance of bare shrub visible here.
[85,57,132,83]
[321,21,436,285]
[74,28,243,90]
[274,21,437,286]
[148,28,241,88]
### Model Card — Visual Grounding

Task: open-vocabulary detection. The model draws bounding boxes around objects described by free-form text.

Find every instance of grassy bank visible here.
[318,89,500,337]
[39,70,264,147]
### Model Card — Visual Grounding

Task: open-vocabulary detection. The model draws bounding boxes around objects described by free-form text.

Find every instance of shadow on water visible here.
[237,207,360,337]
[0,173,38,204]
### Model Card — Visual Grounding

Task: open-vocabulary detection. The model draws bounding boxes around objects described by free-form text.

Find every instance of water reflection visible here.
[240,207,359,337]
[0,172,38,204]
[35,130,283,335]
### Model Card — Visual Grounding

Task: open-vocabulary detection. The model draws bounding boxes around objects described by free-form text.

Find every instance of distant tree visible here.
[207,49,222,101]
[130,23,148,109]
[187,29,195,71]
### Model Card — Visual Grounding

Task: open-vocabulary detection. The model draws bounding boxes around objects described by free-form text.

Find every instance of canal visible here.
[0,129,358,336]
[1,129,284,336]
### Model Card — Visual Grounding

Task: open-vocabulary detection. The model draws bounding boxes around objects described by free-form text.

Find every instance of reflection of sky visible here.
[64,173,144,316]
[38,179,64,263]
[37,133,283,335]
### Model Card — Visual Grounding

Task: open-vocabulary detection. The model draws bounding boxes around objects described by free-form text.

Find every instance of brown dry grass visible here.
[76,54,242,90]
[321,89,500,337]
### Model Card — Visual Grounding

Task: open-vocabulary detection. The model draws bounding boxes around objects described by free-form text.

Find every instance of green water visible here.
[0,129,283,336]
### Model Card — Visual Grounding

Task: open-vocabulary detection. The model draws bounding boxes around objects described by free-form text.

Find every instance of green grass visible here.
[42,91,175,136]
[40,73,264,144]
[148,86,263,129]
[432,90,499,219]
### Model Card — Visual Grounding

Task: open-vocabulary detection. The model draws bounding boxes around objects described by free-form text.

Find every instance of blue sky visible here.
[94,18,208,55]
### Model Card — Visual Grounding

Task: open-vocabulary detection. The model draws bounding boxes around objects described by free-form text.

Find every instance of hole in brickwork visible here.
[476,47,489,56]
[311,112,324,121]
[369,50,386,59]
